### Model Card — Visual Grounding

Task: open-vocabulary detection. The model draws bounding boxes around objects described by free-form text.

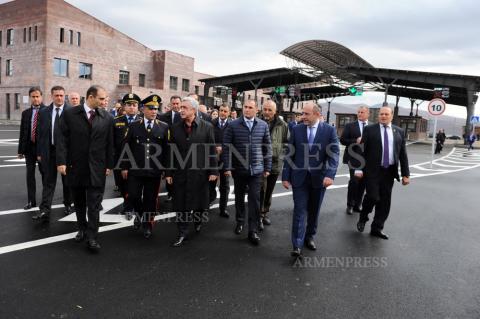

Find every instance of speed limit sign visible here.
[428,98,446,116]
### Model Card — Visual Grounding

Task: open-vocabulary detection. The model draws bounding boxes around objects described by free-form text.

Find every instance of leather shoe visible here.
[195,223,202,233]
[219,210,230,218]
[172,236,186,247]
[258,219,264,232]
[87,239,101,251]
[64,205,73,216]
[143,226,152,239]
[357,221,365,232]
[32,211,49,221]
[353,206,362,213]
[262,216,271,226]
[291,247,302,258]
[125,211,133,221]
[370,230,389,240]
[248,232,260,246]
[234,223,243,235]
[24,202,36,210]
[346,206,353,215]
[304,238,316,251]
[75,230,85,242]
[133,216,141,230]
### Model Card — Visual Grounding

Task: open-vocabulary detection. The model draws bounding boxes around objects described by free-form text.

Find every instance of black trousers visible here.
[260,173,279,215]
[71,186,104,240]
[39,147,71,212]
[347,169,366,209]
[176,211,205,237]
[359,167,395,231]
[232,173,261,233]
[25,147,43,205]
[209,170,230,213]
[127,175,160,224]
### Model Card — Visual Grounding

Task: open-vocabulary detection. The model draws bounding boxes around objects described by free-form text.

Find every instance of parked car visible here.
[447,135,461,140]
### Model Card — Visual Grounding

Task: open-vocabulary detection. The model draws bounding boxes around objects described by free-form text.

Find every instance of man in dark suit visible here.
[282,102,339,258]
[222,99,272,246]
[356,106,410,240]
[209,103,231,218]
[121,95,168,239]
[34,86,73,221]
[166,97,218,247]
[113,93,141,216]
[56,85,114,251]
[340,106,369,215]
[18,87,45,210]
[288,113,302,131]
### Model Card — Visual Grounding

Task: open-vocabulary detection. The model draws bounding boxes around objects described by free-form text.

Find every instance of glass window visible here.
[34,26,38,41]
[28,27,32,42]
[69,30,73,44]
[79,62,92,79]
[6,59,13,76]
[139,74,145,87]
[0,31,2,47]
[7,29,14,46]
[194,85,199,95]
[53,58,69,77]
[77,32,81,46]
[182,78,190,92]
[170,76,178,90]
[23,28,26,43]
[60,28,64,43]
[14,93,20,110]
[119,70,129,85]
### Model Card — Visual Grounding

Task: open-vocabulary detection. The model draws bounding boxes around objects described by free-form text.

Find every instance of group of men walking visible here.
[18,84,410,256]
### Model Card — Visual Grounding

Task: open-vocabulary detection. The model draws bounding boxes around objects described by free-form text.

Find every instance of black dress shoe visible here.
[143,226,152,239]
[234,223,243,235]
[32,211,49,221]
[304,238,316,251]
[125,211,133,221]
[75,230,85,242]
[24,202,36,210]
[291,247,302,258]
[172,236,186,247]
[195,223,202,233]
[248,232,260,246]
[262,216,271,226]
[258,219,264,232]
[370,230,389,240]
[64,205,73,216]
[357,221,365,232]
[133,216,141,230]
[353,206,362,213]
[113,185,119,192]
[219,210,230,218]
[346,206,353,215]
[87,239,101,251]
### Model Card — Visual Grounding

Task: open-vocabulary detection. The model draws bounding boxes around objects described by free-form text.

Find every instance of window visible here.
[194,85,199,95]
[34,26,37,41]
[14,93,20,110]
[79,62,92,79]
[53,58,69,77]
[7,29,14,46]
[169,76,178,90]
[139,73,145,87]
[69,30,73,44]
[182,78,190,92]
[77,32,81,46]
[28,27,32,42]
[119,70,129,85]
[60,28,64,43]
[6,59,13,76]
[6,94,11,119]
[0,31,2,47]
[23,28,26,43]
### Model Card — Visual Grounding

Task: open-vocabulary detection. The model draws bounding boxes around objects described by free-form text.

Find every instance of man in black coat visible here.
[18,87,45,210]
[56,85,114,251]
[209,103,231,218]
[113,93,141,215]
[166,97,218,247]
[222,99,272,246]
[340,106,369,215]
[356,107,410,240]
[34,86,73,221]
[121,94,169,239]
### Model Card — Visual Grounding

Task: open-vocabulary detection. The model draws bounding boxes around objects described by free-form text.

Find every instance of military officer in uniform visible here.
[113,93,141,218]
[121,94,169,238]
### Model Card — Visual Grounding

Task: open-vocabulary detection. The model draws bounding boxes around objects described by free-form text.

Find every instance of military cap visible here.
[122,93,141,104]
[142,94,162,108]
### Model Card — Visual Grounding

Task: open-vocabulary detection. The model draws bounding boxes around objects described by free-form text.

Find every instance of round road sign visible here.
[428,98,446,116]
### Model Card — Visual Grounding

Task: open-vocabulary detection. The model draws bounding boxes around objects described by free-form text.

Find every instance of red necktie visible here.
[31,108,39,143]
[88,110,96,125]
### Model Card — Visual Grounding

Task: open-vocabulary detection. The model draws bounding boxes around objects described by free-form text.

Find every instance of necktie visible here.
[88,110,95,125]
[382,125,389,168]
[31,108,39,143]
[308,126,315,150]
[361,121,366,135]
[53,108,60,145]
[220,119,225,128]
[128,116,134,124]
[147,120,152,131]
[246,120,253,131]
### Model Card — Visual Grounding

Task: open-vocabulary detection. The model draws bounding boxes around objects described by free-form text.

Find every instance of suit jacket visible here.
[56,106,114,187]
[18,104,45,155]
[36,103,72,169]
[198,111,211,122]
[282,122,340,188]
[340,120,364,168]
[361,123,410,182]
[157,111,181,126]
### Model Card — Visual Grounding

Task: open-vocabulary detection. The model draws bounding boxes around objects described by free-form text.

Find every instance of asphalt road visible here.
[0,125,479,319]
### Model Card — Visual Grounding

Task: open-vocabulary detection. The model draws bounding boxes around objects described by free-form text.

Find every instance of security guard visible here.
[121,94,169,238]
[113,93,141,218]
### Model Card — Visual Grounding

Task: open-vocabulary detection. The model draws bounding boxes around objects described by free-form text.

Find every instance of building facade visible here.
[0,0,212,120]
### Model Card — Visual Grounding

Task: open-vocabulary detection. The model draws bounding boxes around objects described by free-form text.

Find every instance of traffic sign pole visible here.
[431,118,438,169]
